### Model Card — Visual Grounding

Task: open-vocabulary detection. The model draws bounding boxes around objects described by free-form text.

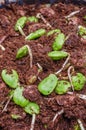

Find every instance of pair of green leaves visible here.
[78,25,86,36]
[38,72,86,95]
[13,87,40,115]
[14,16,38,32]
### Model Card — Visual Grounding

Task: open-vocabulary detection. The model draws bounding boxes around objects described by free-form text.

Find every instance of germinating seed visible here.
[26,29,46,40]
[48,51,68,60]
[1,69,19,89]
[55,80,71,94]
[13,87,29,107]
[52,33,65,51]
[72,73,86,91]
[14,16,27,31]
[38,74,58,95]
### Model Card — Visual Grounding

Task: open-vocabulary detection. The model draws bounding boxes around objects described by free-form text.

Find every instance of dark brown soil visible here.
[0,2,86,130]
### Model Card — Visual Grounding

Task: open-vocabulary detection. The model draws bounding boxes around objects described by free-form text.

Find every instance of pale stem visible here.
[67,92,86,100]
[53,109,64,122]
[65,8,83,19]
[55,54,70,75]
[18,26,26,37]
[2,96,12,113]
[36,13,52,28]
[26,45,33,68]
[0,45,5,51]
[30,114,36,130]
[36,63,43,73]
[67,66,74,91]
[0,36,7,44]
[77,119,85,130]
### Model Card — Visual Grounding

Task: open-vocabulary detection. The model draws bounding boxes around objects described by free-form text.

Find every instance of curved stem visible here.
[18,26,26,37]
[26,45,33,68]
[30,114,36,130]
[55,54,70,75]
[67,66,74,91]
[36,13,52,29]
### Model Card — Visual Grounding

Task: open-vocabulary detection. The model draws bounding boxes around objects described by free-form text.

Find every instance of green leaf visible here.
[47,29,61,36]
[24,102,40,115]
[11,114,21,120]
[48,51,68,60]
[78,25,86,36]
[74,124,80,130]
[16,45,28,59]
[1,69,19,89]
[27,16,38,22]
[25,29,46,40]
[13,87,29,107]
[38,74,58,95]
[52,33,65,51]
[55,80,71,94]
[72,73,86,91]
[14,16,27,31]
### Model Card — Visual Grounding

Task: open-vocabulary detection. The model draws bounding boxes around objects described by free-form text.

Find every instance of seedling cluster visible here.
[1,11,86,130]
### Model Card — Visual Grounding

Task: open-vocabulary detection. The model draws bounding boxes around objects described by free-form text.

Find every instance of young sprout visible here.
[16,45,33,68]
[55,54,70,75]
[24,102,40,130]
[1,69,19,89]
[38,74,58,95]
[27,16,38,23]
[67,66,75,91]
[77,119,85,130]
[65,8,83,19]
[71,73,86,91]
[2,95,13,113]
[0,44,5,51]
[47,29,61,36]
[36,13,52,28]
[55,80,71,94]
[52,109,64,122]
[78,25,86,36]
[25,29,46,40]
[48,51,68,60]
[13,87,29,107]
[14,16,27,37]
[52,33,65,51]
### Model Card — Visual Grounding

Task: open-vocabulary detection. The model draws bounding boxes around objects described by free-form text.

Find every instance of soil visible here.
[0,2,86,130]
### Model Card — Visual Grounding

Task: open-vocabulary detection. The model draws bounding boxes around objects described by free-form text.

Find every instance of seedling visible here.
[25,29,46,40]
[36,13,52,28]
[65,8,83,19]
[16,45,33,68]
[48,51,68,60]
[52,109,64,122]
[38,74,58,95]
[24,102,40,130]
[1,69,19,89]
[83,15,86,20]
[55,80,71,94]
[47,29,61,36]
[52,33,65,51]
[71,73,86,91]
[14,16,27,36]
[55,54,70,75]
[27,16,38,22]
[67,66,75,91]
[13,87,29,107]
[78,25,86,36]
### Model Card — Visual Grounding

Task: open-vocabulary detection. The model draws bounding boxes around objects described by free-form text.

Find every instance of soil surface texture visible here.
[0,2,86,130]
